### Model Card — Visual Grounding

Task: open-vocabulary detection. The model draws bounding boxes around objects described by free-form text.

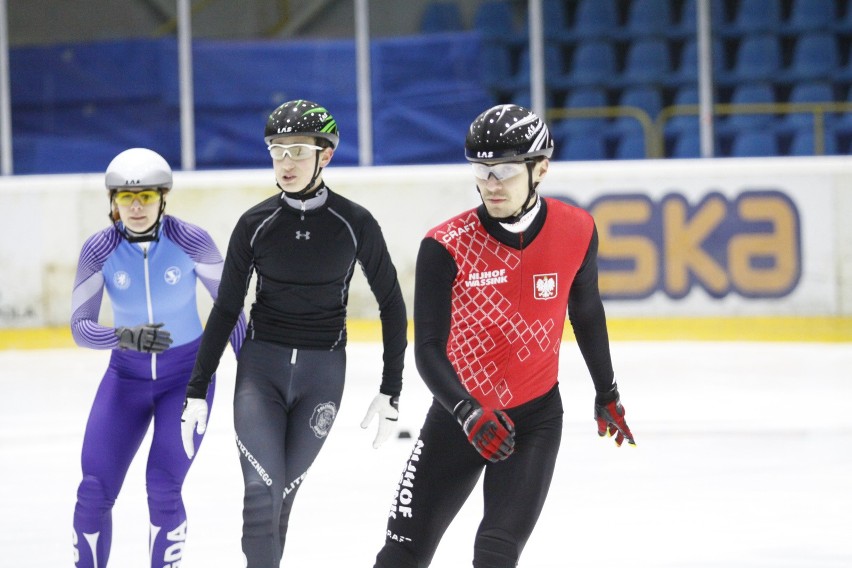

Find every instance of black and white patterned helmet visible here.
[465,104,554,163]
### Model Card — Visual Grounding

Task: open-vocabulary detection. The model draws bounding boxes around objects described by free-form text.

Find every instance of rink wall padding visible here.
[1,157,851,340]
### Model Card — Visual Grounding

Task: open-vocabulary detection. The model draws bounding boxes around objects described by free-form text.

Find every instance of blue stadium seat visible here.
[838,41,852,83]
[670,125,701,158]
[609,85,663,139]
[725,0,781,36]
[542,0,570,43]
[554,128,608,161]
[788,81,835,105]
[420,2,464,33]
[618,85,663,116]
[788,125,837,155]
[786,32,839,83]
[730,131,780,157]
[676,0,726,38]
[514,45,568,90]
[557,87,609,135]
[786,0,836,32]
[721,82,776,133]
[777,81,835,133]
[565,40,617,87]
[614,131,647,159]
[663,86,700,144]
[622,37,671,86]
[672,38,726,86]
[669,124,722,158]
[474,0,523,42]
[569,0,619,40]
[832,85,852,142]
[623,0,673,38]
[565,86,608,109]
[727,34,782,83]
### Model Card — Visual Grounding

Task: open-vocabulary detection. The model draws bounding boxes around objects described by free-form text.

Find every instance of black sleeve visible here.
[413,237,472,414]
[567,224,616,394]
[186,216,254,399]
[357,215,408,397]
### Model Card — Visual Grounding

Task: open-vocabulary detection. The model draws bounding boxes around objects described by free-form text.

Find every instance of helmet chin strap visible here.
[277,151,324,199]
[478,162,538,224]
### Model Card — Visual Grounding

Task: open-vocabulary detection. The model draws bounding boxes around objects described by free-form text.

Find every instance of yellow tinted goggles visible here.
[268,143,323,161]
[113,190,162,206]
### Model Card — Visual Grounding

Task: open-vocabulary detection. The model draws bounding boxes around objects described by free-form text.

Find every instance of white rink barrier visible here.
[1,156,851,328]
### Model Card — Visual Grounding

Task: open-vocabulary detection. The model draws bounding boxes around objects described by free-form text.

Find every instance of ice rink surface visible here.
[2,340,851,567]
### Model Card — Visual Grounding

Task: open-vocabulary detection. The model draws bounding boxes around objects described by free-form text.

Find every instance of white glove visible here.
[180,398,208,459]
[360,393,399,449]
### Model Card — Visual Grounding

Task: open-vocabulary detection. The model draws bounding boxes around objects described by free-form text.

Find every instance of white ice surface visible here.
[1,341,851,567]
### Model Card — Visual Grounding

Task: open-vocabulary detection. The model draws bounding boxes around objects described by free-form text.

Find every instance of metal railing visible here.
[548,102,852,159]
[548,106,658,157]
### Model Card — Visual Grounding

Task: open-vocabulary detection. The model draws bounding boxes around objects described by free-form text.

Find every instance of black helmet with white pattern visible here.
[465,104,553,163]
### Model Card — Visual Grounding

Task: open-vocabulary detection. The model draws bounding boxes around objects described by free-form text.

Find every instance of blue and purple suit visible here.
[70,215,245,568]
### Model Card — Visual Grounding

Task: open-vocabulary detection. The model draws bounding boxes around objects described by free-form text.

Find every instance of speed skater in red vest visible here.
[373,104,635,568]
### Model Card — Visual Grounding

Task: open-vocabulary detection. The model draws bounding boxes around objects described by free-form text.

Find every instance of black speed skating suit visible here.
[188,185,407,566]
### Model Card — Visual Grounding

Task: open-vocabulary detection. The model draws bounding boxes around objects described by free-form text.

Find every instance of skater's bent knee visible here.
[76,475,115,511]
[242,481,277,537]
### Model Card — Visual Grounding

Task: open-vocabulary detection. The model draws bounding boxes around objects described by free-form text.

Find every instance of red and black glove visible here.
[454,400,515,462]
[594,386,635,447]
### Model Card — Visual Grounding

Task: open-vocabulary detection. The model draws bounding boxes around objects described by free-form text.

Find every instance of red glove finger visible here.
[608,406,635,446]
[486,421,515,460]
[613,427,625,447]
[596,415,608,437]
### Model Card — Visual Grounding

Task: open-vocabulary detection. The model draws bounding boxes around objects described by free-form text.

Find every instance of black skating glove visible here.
[115,323,173,353]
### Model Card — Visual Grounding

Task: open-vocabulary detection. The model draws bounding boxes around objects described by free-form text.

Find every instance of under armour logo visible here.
[295,231,311,240]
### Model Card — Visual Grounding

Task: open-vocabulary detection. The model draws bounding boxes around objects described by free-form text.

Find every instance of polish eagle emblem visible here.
[533,273,557,300]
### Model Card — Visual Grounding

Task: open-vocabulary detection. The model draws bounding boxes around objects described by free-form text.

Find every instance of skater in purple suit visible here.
[69,148,246,568]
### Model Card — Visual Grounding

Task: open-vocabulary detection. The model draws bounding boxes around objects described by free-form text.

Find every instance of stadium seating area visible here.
[422,0,852,160]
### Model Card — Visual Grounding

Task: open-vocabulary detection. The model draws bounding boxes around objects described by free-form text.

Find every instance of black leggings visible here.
[375,385,563,568]
[233,339,346,567]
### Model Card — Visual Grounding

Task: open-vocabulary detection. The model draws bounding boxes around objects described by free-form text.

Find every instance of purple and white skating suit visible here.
[70,215,245,568]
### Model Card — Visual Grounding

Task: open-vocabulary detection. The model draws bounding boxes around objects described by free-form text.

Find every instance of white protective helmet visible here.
[105,148,173,191]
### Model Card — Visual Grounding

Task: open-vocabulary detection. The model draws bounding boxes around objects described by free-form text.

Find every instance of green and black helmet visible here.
[264,100,340,149]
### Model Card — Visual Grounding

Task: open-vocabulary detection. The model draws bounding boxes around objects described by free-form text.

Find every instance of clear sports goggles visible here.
[267,143,323,161]
[471,161,527,181]
[113,190,162,206]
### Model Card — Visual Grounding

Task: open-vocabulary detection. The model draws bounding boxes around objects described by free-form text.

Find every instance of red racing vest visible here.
[426,198,595,409]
